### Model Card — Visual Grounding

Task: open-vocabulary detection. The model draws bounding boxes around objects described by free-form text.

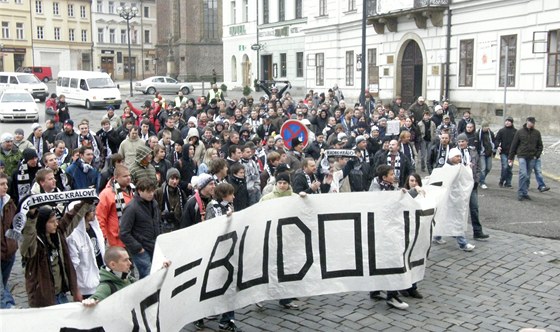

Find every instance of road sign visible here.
[280,120,309,149]
[251,44,261,51]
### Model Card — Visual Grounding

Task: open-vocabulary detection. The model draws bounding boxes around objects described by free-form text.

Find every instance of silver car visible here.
[0,90,39,122]
[134,76,194,95]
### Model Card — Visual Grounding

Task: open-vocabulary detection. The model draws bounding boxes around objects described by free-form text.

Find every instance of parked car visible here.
[0,90,40,122]
[134,76,194,95]
[0,72,49,101]
[17,66,53,83]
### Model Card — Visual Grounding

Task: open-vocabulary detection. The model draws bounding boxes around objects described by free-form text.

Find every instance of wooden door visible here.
[400,41,423,108]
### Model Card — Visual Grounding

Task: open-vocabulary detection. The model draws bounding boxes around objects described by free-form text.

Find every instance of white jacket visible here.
[66,216,106,296]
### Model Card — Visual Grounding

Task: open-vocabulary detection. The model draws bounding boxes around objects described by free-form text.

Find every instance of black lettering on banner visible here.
[171,258,202,298]
[237,221,271,290]
[367,212,406,275]
[409,209,435,268]
[318,213,363,279]
[59,328,106,332]
[139,290,161,332]
[200,232,238,301]
[277,217,313,282]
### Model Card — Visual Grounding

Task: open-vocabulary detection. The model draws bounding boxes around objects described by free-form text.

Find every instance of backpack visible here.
[348,163,365,192]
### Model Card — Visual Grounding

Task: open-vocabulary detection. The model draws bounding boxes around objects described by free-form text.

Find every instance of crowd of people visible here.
[0,82,550,331]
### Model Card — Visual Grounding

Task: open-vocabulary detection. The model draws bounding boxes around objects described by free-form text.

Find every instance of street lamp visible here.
[117,5,138,97]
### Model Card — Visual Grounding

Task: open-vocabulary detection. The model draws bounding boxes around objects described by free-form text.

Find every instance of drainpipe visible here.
[444,8,451,101]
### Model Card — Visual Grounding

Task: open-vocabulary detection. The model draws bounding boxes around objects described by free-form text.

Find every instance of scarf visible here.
[17,162,33,202]
[162,184,184,215]
[305,173,321,194]
[193,190,207,221]
[400,143,415,166]
[32,136,45,160]
[461,148,471,166]
[478,130,495,156]
[436,144,450,168]
[113,181,135,224]
[386,152,401,181]
[379,179,396,191]
[77,134,101,164]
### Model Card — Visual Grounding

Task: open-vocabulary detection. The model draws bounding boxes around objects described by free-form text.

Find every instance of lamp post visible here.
[117,5,138,97]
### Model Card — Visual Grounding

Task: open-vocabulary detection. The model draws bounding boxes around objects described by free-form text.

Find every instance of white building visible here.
[91,0,157,80]
[222,0,306,95]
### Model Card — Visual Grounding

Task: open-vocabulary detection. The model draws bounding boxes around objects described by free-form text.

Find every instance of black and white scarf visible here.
[379,179,396,191]
[113,181,135,223]
[162,184,184,214]
[461,148,471,166]
[77,134,101,164]
[400,143,415,166]
[386,153,401,181]
[305,173,321,194]
[17,162,33,202]
[436,144,450,168]
[31,136,46,160]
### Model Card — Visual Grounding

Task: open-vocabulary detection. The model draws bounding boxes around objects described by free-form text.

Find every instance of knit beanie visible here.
[276,172,291,185]
[166,168,180,181]
[23,148,38,162]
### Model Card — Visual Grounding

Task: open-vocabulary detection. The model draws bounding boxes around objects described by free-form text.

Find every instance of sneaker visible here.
[194,319,205,330]
[219,320,242,332]
[282,302,299,309]
[386,296,409,310]
[369,291,385,300]
[474,233,490,241]
[460,243,475,251]
[480,184,488,189]
[408,289,423,299]
[539,186,551,192]
[433,238,446,245]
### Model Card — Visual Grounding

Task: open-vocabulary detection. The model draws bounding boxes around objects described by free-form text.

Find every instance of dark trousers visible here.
[469,186,483,235]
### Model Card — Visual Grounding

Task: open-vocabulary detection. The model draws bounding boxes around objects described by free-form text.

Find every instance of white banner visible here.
[0,166,473,332]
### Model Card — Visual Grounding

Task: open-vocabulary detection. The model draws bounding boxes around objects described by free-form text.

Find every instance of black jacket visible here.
[495,126,517,156]
[227,175,249,212]
[292,169,330,194]
[508,124,543,160]
[119,194,161,254]
[372,151,411,188]
[96,128,120,156]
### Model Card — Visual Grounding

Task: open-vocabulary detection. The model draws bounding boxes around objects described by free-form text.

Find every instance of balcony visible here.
[367,0,449,34]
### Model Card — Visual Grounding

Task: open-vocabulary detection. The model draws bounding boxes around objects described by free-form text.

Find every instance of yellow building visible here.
[0,0,33,71]
[30,0,93,76]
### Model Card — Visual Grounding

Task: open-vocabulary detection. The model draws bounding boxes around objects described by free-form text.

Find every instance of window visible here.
[547,30,560,87]
[143,6,149,18]
[295,0,302,19]
[243,0,248,23]
[37,26,44,39]
[203,0,218,40]
[144,30,150,43]
[316,53,324,86]
[296,52,303,77]
[97,28,104,43]
[230,1,236,24]
[346,51,354,86]
[319,0,327,16]
[144,59,150,71]
[54,27,61,40]
[499,34,517,87]
[69,28,75,41]
[81,29,87,42]
[96,0,102,12]
[1,22,8,39]
[16,23,24,39]
[53,2,59,15]
[15,0,22,3]
[459,39,474,87]
[35,0,43,13]
[263,0,269,24]
[121,29,126,43]
[231,56,237,82]
[132,30,138,44]
[348,0,356,11]
[280,53,287,77]
[80,5,86,18]
[109,29,115,43]
[367,48,378,88]
[279,0,285,21]
[68,4,74,16]
[108,2,114,13]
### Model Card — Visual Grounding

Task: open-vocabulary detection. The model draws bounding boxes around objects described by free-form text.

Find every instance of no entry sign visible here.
[280,120,309,149]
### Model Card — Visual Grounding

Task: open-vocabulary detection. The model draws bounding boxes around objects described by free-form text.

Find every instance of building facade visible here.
[92,0,157,80]
[156,0,223,82]
[0,0,33,71]
[222,0,307,94]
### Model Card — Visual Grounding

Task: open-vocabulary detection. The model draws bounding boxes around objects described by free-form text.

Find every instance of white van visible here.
[0,72,49,101]
[56,71,121,109]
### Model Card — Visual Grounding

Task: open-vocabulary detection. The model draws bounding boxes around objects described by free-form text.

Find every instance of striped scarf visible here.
[113,181,135,224]
[17,162,32,203]
[386,153,401,182]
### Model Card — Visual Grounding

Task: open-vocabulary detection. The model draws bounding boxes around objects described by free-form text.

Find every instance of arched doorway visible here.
[231,56,238,82]
[241,54,251,87]
[400,40,423,108]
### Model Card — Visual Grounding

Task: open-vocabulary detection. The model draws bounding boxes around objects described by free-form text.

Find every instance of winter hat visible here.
[337,132,348,141]
[275,163,290,174]
[188,116,198,126]
[31,123,42,132]
[456,133,468,142]
[526,116,536,123]
[274,135,284,142]
[448,148,461,160]
[23,148,38,162]
[197,173,215,191]
[14,128,24,136]
[505,116,514,123]
[355,135,366,145]
[64,119,74,127]
[276,172,291,184]
[371,126,380,132]
[291,137,303,149]
[166,168,180,181]
[135,145,152,163]
[0,133,14,143]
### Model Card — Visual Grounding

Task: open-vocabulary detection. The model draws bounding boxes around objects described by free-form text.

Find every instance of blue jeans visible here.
[499,154,513,186]
[479,155,493,185]
[518,158,535,197]
[1,254,16,308]
[533,158,546,189]
[434,235,468,248]
[132,250,153,279]
[55,292,69,304]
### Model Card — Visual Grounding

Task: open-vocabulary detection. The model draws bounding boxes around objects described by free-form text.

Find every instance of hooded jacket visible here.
[90,267,135,302]
[175,143,197,194]
[185,128,205,165]
[260,184,298,201]
[129,145,157,185]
